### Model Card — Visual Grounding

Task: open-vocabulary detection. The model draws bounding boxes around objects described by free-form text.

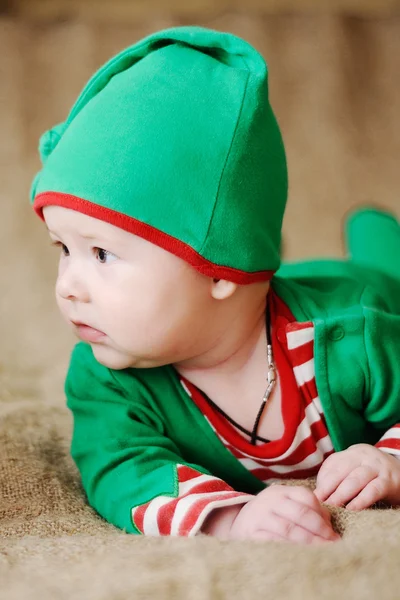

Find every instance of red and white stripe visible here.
[131,465,251,537]
[376,424,400,458]
[132,310,400,538]
[181,322,334,483]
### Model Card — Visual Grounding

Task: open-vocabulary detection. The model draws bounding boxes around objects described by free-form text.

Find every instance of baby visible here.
[30,26,400,543]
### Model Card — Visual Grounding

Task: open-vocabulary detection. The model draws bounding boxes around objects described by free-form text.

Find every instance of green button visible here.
[329,326,345,341]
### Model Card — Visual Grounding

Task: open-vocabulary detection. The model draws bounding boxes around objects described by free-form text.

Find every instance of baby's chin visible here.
[91,344,168,370]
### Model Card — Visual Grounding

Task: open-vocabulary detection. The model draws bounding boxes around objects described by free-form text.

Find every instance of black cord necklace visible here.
[200,304,276,445]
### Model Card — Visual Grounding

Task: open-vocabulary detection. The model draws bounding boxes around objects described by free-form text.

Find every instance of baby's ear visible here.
[211,279,238,300]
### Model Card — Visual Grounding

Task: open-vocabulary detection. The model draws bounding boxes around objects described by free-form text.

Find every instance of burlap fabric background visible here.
[1,11,400,599]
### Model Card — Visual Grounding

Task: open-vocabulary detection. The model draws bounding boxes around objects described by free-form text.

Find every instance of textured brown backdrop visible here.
[7,0,400,19]
[0,8,400,600]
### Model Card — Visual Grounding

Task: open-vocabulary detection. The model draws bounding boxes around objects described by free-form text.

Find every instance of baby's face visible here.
[43,206,215,370]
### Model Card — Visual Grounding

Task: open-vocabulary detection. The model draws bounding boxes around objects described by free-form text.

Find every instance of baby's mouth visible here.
[71,321,106,343]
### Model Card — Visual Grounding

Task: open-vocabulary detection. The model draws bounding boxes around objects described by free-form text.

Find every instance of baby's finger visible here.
[250,530,288,542]
[251,528,333,545]
[324,465,377,507]
[287,485,328,512]
[286,487,335,527]
[346,477,384,510]
[320,503,334,525]
[268,511,338,544]
[274,498,339,541]
[315,462,356,503]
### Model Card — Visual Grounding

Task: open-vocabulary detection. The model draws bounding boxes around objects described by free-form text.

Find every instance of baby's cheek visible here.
[105,300,141,338]
[55,292,68,318]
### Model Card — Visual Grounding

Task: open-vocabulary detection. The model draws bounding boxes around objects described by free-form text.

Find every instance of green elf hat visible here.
[31,26,288,284]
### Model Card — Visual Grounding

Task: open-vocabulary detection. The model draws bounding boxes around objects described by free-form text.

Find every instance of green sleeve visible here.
[345,208,400,283]
[65,342,215,534]
[363,306,400,431]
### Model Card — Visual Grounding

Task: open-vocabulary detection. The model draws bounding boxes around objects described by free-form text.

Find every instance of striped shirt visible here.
[131,291,400,536]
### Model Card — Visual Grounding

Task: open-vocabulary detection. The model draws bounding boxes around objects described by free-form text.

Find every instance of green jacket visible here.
[66,258,400,534]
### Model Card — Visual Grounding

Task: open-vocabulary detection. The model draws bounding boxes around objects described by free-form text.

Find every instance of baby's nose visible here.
[56,263,90,303]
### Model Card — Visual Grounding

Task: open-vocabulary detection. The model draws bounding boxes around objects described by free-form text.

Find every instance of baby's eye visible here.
[95,248,117,264]
[51,241,69,256]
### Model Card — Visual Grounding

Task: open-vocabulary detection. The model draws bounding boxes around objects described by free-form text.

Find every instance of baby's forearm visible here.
[201,504,243,538]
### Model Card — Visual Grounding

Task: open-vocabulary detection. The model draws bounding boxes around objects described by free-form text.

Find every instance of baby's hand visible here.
[228,484,339,544]
[315,444,400,510]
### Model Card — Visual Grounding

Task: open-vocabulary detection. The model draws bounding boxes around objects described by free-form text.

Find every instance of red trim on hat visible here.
[33,191,275,284]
